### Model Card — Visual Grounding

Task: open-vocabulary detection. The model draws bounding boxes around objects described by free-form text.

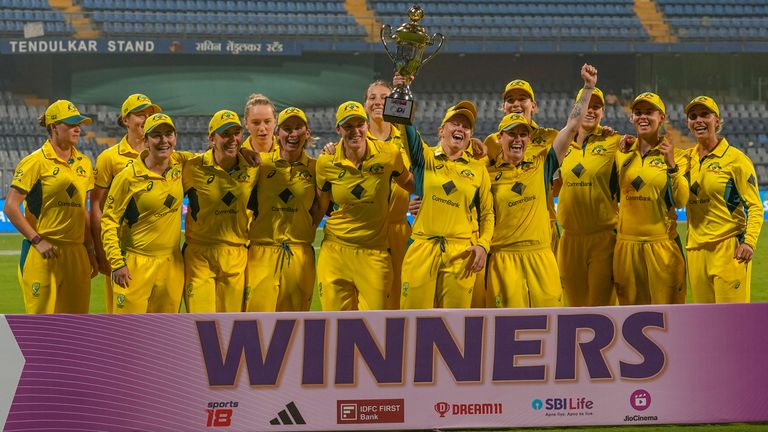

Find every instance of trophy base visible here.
[383,96,415,125]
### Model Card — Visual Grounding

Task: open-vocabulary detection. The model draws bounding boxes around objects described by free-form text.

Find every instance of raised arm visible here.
[552,64,598,164]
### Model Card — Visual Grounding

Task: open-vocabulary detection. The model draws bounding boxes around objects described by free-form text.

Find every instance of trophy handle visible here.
[421,32,444,66]
[380,25,396,62]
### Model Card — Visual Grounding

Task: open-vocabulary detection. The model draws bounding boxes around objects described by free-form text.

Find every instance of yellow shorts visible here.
[387,220,411,310]
[18,240,90,314]
[400,237,476,310]
[558,229,617,307]
[183,243,248,313]
[317,241,391,311]
[688,237,751,303]
[113,250,184,313]
[487,248,563,308]
[614,237,685,305]
[245,243,315,312]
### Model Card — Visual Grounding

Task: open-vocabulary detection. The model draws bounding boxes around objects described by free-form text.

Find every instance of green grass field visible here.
[2,228,768,431]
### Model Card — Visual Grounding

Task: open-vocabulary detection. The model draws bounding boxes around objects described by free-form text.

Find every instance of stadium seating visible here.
[658,0,768,41]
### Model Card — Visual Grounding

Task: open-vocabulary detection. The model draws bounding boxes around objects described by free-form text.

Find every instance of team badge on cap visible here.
[335,101,367,126]
[144,113,176,135]
[208,110,243,136]
[278,107,309,128]
[44,100,92,126]
[121,93,162,117]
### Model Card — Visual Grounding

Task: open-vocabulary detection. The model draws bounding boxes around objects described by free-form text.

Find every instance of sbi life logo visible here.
[531,397,594,411]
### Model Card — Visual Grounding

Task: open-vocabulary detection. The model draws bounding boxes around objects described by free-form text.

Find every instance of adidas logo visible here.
[269,401,306,426]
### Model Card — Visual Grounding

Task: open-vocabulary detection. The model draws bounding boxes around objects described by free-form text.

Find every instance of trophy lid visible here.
[394,4,431,45]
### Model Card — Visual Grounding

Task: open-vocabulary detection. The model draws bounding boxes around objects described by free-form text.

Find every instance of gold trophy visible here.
[380,4,444,125]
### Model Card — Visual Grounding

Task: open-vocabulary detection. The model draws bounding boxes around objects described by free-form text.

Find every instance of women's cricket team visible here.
[6,63,762,314]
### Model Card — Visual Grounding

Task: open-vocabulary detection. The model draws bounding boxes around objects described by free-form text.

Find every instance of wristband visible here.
[30,234,41,245]
[667,165,679,174]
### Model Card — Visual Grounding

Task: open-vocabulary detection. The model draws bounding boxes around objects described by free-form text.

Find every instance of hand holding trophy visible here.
[380,4,444,124]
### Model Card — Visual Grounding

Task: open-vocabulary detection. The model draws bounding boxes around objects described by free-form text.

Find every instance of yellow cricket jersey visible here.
[249,150,317,245]
[242,135,278,153]
[616,146,689,241]
[11,140,94,244]
[685,138,763,250]
[316,137,406,249]
[557,126,620,233]
[369,128,412,223]
[94,136,140,188]
[101,151,185,271]
[488,148,559,251]
[182,149,259,247]
[404,125,494,251]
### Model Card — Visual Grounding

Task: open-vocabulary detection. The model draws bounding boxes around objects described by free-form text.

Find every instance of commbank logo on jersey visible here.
[66,183,77,198]
[164,194,176,209]
[631,176,645,192]
[221,191,236,206]
[571,163,585,178]
[442,180,457,195]
[350,184,365,199]
[278,188,294,203]
[511,182,526,195]
[269,401,306,426]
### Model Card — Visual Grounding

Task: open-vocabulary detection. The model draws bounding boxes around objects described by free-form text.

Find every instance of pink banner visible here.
[1,304,767,430]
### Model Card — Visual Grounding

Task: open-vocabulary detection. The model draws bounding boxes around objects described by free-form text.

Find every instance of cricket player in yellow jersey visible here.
[557,87,621,306]
[246,107,319,312]
[315,101,413,311]
[5,100,97,313]
[242,93,278,153]
[182,110,258,312]
[364,80,411,309]
[91,93,161,312]
[102,113,186,313]
[400,100,494,309]
[614,92,689,305]
[683,96,763,303]
[486,64,597,309]
[482,79,561,255]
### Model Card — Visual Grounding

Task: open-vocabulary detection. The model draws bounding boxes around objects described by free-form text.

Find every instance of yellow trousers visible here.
[486,248,563,308]
[245,243,315,312]
[558,229,618,307]
[113,250,184,313]
[317,240,391,311]
[688,237,751,303]
[184,243,248,313]
[18,240,90,314]
[387,221,411,310]
[400,237,477,309]
[614,237,686,305]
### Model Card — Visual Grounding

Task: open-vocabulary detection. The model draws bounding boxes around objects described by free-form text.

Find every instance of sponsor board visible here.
[337,399,404,424]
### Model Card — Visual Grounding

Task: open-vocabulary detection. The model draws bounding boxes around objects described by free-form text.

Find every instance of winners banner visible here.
[1,304,768,430]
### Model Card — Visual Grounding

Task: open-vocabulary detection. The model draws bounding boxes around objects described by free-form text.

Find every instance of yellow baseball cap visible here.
[685,95,720,117]
[502,79,535,101]
[277,107,309,128]
[44,100,92,127]
[631,92,666,115]
[143,113,176,135]
[498,112,534,134]
[576,87,605,106]
[121,93,161,118]
[208,110,243,136]
[441,100,476,130]
[335,101,367,126]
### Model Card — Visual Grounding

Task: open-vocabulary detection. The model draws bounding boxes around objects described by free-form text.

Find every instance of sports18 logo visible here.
[206,401,238,427]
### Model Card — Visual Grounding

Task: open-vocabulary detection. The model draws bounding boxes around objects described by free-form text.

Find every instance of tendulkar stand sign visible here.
[0,38,300,55]
[1,304,768,430]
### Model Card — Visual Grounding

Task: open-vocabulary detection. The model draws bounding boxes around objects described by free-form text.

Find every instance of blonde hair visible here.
[243,93,276,120]
[365,80,392,100]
